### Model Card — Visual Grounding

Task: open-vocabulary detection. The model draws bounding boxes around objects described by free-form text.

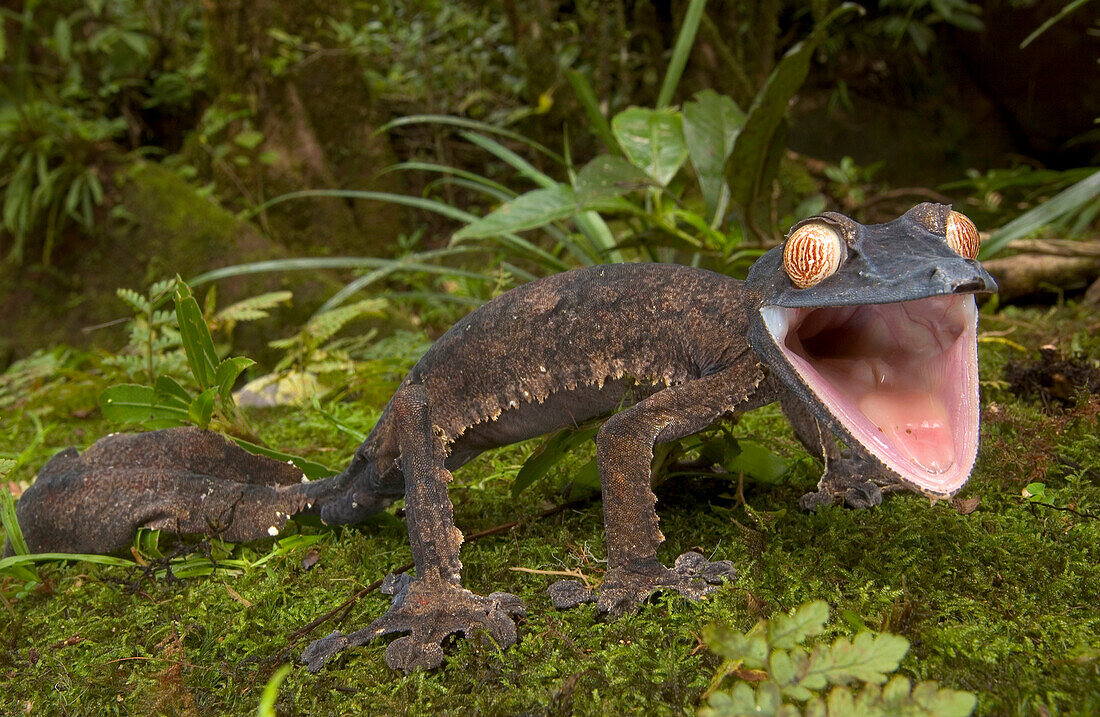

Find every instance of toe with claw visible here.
[301,572,526,673]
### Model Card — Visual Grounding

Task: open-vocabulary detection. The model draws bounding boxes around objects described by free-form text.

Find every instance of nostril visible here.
[953,277,986,293]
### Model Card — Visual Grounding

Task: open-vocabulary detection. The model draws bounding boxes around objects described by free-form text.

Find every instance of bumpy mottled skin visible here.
[11,204,997,673]
[302,264,768,670]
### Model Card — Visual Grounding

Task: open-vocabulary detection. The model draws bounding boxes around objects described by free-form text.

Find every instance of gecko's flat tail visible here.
[13,428,320,554]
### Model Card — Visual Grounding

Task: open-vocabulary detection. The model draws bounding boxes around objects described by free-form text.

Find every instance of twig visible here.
[509,566,596,589]
[1029,501,1100,522]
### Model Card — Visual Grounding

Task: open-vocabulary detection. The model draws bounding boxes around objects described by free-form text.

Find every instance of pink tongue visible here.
[859,390,955,474]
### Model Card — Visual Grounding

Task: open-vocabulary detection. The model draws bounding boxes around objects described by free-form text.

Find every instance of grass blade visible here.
[566,69,621,155]
[980,169,1100,258]
[657,0,708,109]
[379,114,564,164]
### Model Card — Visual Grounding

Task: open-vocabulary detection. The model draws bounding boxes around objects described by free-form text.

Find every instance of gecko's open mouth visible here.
[761,294,980,497]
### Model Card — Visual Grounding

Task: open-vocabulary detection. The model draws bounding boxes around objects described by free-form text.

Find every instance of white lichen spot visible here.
[267,526,279,536]
[508,400,518,409]
[300,473,308,483]
[539,365,547,373]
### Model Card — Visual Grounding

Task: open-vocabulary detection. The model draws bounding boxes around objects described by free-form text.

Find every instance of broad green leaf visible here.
[100,384,190,427]
[215,357,255,405]
[611,107,689,185]
[768,600,830,649]
[726,4,861,218]
[189,387,216,428]
[175,281,219,389]
[454,185,576,239]
[574,155,655,206]
[684,90,745,222]
[513,426,599,497]
[728,441,790,484]
[154,375,192,407]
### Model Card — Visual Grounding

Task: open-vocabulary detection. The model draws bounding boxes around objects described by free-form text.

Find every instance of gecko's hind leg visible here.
[301,384,525,673]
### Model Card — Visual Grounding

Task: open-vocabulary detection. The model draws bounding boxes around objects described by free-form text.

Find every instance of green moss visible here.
[2,306,1098,715]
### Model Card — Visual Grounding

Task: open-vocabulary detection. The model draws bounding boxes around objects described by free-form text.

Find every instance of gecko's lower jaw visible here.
[761,294,981,498]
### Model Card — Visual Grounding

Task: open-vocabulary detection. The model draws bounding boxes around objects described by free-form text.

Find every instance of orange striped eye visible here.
[783,222,844,289]
[946,211,980,259]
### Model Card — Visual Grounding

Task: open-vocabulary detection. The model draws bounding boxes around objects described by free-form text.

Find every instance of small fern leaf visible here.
[768,600,829,649]
[116,288,148,313]
[800,632,909,689]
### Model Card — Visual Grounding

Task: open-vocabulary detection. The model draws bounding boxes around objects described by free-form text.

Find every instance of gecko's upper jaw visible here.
[761,294,980,497]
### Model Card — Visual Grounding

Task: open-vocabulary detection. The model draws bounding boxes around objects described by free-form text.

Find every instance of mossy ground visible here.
[2,305,1098,716]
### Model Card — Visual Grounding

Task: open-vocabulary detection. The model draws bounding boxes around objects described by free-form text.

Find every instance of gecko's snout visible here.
[929,262,997,296]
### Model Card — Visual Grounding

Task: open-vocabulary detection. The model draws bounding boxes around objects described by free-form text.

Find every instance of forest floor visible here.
[1,302,1098,716]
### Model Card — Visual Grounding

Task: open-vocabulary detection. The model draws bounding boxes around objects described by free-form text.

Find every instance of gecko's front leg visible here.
[551,356,763,616]
[301,384,524,673]
[778,392,904,510]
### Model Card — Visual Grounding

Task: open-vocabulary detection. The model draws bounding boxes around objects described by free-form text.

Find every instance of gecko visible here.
[11,203,996,672]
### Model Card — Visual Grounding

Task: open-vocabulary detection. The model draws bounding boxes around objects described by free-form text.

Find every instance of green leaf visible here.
[257,664,292,717]
[100,384,190,427]
[726,4,861,218]
[574,155,655,206]
[0,552,135,572]
[908,679,978,716]
[154,375,192,407]
[53,18,72,61]
[230,438,333,481]
[566,70,620,155]
[980,169,1100,258]
[233,129,264,150]
[513,426,600,497]
[801,632,910,689]
[611,107,688,185]
[728,441,790,484]
[175,281,219,389]
[454,185,576,240]
[683,90,745,223]
[704,623,769,668]
[656,0,707,109]
[1,482,31,557]
[768,600,830,649]
[189,387,216,428]
[215,357,255,405]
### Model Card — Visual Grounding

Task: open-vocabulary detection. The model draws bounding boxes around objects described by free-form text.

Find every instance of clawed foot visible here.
[799,456,904,510]
[301,572,526,673]
[549,551,736,617]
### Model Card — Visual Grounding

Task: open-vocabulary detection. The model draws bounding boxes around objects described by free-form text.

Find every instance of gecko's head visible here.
[746,203,997,499]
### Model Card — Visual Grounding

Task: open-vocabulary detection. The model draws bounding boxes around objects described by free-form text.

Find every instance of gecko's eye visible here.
[783,222,844,289]
[946,211,980,259]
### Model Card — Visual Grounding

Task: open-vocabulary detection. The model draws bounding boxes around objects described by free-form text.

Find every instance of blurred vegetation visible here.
[1,0,1099,714]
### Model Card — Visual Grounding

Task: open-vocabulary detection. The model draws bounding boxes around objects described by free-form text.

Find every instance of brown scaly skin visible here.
[10,205,997,673]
